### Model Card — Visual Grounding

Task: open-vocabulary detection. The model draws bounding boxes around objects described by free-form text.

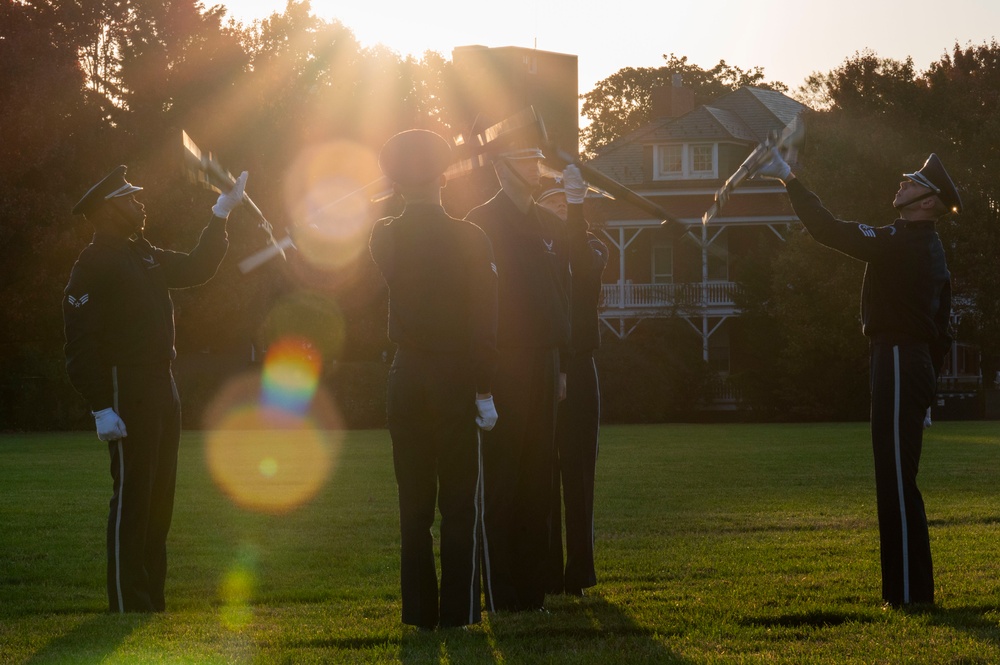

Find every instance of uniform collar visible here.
[91,229,134,250]
[892,218,936,231]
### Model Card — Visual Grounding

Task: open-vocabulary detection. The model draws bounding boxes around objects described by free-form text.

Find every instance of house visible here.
[586,80,806,407]
[586,79,981,413]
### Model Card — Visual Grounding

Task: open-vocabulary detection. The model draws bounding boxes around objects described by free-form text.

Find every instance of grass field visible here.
[1,422,998,664]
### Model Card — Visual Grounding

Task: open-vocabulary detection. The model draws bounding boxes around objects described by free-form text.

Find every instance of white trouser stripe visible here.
[479,430,494,612]
[892,346,910,604]
[468,429,483,624]
[112,366,125,612]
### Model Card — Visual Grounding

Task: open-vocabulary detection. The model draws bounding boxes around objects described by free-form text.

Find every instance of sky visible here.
[225,0,1000,94]
[223,0,1000,98]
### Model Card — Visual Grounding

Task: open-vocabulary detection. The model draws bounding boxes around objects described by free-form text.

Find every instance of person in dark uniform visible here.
[369,129,499,631]
[535,169,609,598]
[464,139,575,613]
[756,149,958,608]
[63,164,246,612]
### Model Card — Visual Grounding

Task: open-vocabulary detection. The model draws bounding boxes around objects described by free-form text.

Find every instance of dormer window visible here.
[655,142,718,180]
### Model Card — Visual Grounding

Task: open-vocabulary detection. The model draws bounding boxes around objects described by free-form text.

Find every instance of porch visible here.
[600,281,740,318]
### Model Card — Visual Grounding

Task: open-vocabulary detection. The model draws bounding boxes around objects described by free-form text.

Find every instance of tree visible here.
[800,44,1000,381]
[0,0,115,428]
[580,53,788,158]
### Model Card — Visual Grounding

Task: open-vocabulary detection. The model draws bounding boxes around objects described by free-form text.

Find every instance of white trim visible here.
[105,183,142,199]
[112,366,125,612]
[653,142,719,180]
[469,430,483,623]
[892,346,911,604]
[603,215,799,229]
[479,431,494,612]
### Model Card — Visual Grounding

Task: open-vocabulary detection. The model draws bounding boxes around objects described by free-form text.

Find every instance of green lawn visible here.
[1,422,998,664]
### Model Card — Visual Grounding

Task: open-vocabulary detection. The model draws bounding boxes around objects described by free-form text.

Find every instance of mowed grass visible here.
[1,422,999,664]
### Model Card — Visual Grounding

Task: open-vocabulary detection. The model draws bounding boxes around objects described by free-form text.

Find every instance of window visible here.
[655,143,717,179]
[706,234,728,281]
[709,328,731,375]
[659,145,683,176]
[651,243,673,284]
[691,144,714,174]
[708,341,731,374]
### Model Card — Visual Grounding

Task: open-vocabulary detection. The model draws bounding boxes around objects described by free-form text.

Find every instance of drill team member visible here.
[464,138,573,612]
[536,170,609,597]
[756,149,957,607]
[63,164,246,612]
[370,129,499,630]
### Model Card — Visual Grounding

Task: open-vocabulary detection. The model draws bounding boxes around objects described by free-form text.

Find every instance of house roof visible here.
[587,86,807,187]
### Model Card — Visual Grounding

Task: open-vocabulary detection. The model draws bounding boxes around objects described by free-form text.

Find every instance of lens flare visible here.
[203,318,345,514]
[261,292,346,362]
[261,336,322,416]
[205,407,337,515]
[220,546,258,630]
[283,140,383,271]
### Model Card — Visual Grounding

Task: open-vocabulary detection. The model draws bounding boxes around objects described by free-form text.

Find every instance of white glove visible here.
[923,407,932,429]
[562,164,587,204]
[754,147,791,182]
[93,407,127,441]
[212,170,248,218]
[475,396,498,431]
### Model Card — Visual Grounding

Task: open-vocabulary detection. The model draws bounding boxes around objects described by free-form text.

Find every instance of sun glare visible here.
[282,140,383,272]
[203,303,347,514]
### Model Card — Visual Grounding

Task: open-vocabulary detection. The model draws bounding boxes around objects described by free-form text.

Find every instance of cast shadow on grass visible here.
[399,594,693,664]
[737,610,877,629]
[25,613,151,665]
[923,604,1000,649]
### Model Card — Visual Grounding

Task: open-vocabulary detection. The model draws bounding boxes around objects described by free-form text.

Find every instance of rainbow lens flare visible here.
[204,334,343,515]
[283,140,382,272]
[261,337,321,416]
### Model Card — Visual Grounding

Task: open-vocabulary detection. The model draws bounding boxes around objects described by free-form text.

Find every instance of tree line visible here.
[2,0,999,428]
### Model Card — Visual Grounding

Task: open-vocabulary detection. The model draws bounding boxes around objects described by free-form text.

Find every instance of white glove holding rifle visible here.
[562,164,587,204]
[93,407,127,442]
[212,170,248,219]
[475,395,498,431]
[754,148,791,183]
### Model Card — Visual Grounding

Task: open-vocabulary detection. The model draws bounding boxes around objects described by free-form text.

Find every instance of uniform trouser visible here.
[387,349,482,629]
[481,347,559,612]
[547,352,600,594]
[106,363,180,613]
[870,342,936,606]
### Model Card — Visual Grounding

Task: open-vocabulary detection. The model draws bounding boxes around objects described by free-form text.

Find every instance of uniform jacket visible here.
[370,202,499,394]
[786,179,952,358]
[62,216,229,411]
[464,191,572,357]
[565,203,609,355]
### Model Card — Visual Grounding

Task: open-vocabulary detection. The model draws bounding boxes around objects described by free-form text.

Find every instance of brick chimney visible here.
[651,74,695,120]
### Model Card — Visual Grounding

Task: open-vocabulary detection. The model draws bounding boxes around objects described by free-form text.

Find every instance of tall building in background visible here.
[446,45,579,215]
[451,45,579,157]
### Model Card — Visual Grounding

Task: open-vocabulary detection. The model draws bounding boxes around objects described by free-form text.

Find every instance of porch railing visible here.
[601,281,739,309]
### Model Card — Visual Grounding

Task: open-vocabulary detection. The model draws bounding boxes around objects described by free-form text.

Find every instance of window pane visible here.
[691,144,714,173]
[652,245,673,283]
[660,145,682,174]
[708,344,731,373]
[707,235,728,281]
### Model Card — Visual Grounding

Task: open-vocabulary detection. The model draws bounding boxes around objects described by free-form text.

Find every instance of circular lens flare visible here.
[283,141,382,271]
[203,324,345,515]
[205,408,336,515]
